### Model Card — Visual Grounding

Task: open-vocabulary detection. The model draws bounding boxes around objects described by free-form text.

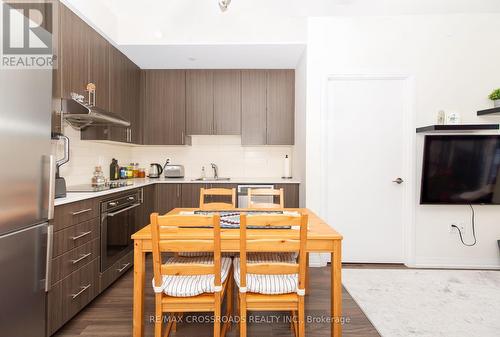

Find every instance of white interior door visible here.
[324,77,409,263]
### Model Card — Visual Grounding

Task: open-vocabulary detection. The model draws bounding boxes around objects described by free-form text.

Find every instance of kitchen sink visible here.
[191,177,231,181]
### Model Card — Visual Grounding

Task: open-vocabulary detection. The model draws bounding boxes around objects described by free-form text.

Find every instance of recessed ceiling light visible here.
[153,31,163,39]
[218,0,231,12]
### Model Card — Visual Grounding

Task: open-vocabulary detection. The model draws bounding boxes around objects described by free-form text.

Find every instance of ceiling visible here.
[62,0,500,69]
[121,44,306,69]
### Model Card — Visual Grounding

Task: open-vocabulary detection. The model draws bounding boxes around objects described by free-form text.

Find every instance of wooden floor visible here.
[55,258,383,337]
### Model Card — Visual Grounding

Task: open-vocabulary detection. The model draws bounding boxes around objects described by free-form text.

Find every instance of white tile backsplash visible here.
[53,127,293,186]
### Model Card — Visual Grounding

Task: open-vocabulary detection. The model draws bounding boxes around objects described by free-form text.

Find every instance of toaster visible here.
[164,164,185,178]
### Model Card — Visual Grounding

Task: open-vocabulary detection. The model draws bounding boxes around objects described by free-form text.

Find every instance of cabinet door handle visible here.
[71,231,92,241]
[71,283,91,300]
[181,131,184,145]
[71,252,92,264]
[117,263,130,273]
[71,208,92,216]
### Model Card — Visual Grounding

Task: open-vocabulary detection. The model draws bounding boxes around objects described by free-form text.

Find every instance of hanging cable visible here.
[452,204,477,247]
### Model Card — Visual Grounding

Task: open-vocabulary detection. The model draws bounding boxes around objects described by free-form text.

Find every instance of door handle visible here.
[117,263,131,273]
[71,252,92,264]
[71,283,91,300]
[392,178,404,184]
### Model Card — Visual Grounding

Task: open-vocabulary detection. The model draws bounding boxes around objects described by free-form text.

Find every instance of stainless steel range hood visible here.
[62,93,130,130]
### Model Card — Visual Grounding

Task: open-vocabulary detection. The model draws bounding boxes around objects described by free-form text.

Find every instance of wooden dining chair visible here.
[150,213,233,337]
[234,213,308,337]
[247,188,284,209]
[200,188,237,210]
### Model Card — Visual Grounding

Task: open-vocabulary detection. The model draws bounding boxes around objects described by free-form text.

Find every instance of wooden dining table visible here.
[131,208,343,337]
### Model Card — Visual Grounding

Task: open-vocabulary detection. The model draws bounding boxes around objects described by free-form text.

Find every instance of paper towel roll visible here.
[283,155,292,178]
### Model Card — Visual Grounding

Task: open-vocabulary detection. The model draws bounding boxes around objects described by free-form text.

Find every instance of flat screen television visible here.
[421,135,500,204]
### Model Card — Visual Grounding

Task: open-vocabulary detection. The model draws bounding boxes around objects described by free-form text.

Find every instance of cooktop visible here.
[67,181,133,192]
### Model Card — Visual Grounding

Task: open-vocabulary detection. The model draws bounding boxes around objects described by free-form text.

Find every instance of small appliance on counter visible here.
[52,132,70,198]
[163,159,185,178]
[149,163,163,178]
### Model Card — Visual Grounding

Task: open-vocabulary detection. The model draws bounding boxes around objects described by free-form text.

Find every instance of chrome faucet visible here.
[210,163,218,179]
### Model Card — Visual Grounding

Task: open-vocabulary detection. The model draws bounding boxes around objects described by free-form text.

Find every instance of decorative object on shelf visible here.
[218,0,231,12]
[282,155,292,179]
[489,88,500,108]
[446,112,461,125]
[436,110,446,125]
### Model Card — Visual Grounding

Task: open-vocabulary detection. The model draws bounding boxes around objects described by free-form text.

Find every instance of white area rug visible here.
[343,269,500,337]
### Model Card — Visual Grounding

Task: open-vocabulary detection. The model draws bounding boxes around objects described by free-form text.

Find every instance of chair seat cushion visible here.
[152,256,232,297]
[233,252,298,295]
[177,252,234,257]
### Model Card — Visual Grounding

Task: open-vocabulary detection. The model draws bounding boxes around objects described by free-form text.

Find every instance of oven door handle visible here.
[105,203,141,217]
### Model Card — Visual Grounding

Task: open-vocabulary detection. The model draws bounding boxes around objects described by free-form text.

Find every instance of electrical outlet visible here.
[450,222,466,234]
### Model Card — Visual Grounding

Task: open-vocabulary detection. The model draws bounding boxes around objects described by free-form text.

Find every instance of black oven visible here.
[100,189,142,272]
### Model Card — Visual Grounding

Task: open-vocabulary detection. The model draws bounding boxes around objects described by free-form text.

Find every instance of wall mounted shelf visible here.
[416,124,499,133]
[477,107,500,116]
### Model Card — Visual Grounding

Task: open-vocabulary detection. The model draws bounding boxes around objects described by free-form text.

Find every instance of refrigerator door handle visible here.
[48,155,56,220]
[45,224,53,292]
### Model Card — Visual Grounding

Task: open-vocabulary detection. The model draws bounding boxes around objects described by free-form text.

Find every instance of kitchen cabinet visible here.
[275,183,299,208]
[214,70,241,135]
[241,70,267,145]
[186,70,214,135]
[59,4,89,102]
[141,184,156,228]
[141,70,186,145]
[241,70,295,145]
[156,184,183,214]
[55,4,141,143]
[186,70,243,136]
[181,183,210,208]
[266,70,295,145]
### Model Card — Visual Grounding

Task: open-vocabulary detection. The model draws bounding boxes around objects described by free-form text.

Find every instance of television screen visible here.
[421,135,500,204]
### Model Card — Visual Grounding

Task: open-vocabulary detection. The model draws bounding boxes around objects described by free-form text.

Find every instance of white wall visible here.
[53,124,293,186]
[294,50,307,207]
[52,125,131,186]
[130,136,292,179]
[307,14,500,269]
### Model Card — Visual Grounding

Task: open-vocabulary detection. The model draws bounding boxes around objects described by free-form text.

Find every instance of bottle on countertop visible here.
[127,163,134,179]
[110,158,119,181]
[119,166,127,179]
[201,166,206,179]
[91,166,106,187]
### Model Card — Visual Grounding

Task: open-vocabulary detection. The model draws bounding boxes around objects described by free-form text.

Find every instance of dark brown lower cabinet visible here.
[275,183,300,208]
[181,183,209,208]
[156,184,183,214]
[141,184,156,228]
[48,257,99,335]
[99,250,133,293]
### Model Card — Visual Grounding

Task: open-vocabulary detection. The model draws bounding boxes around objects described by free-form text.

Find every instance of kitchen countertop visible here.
[54,177,301,206]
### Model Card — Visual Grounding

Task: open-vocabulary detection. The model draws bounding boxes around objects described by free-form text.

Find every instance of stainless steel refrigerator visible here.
[0,63,54,335]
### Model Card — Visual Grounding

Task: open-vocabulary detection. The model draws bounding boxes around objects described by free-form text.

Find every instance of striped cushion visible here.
[178,252,235,257]
[233,252,299,295]
[152,256,232,297]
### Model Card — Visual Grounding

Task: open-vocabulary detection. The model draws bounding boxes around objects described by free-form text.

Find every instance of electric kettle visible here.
[149,163,163,178]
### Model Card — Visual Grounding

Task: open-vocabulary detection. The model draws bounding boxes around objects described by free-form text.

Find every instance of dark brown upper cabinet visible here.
[88,30,109,111]
[186,70,214,135]
[141,70,186,145]
[59,4,89,101]
[186,69,242,136]
[214,70,241,135]
[241,70,267,145]
[266,70,295,145]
